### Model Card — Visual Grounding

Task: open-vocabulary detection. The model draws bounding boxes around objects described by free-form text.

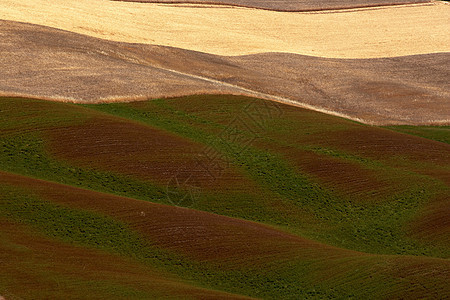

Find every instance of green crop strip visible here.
[0,96,446,257]
[2,185,444,299]
[0,131,305,233]
[82,96,449,258]
[385,125,450,144]
[0,133,170,202]
[1,96,449,298]
[0,185,371,299]
[0,186,148,255]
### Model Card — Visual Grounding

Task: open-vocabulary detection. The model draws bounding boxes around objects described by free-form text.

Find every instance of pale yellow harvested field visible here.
[0,0,448,58]
[2,20,449,124]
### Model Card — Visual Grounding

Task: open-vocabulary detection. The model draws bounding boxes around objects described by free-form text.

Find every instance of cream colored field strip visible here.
[0,0,449,58]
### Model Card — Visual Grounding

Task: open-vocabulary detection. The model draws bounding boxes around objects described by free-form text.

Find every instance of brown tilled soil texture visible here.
[46,116,259,192]
[0,218,254,299]
[2,171,450,299]
[112,0,430,11]
[1,20,448,125]
[0,171,350,264]
[303,126,450,166]
[408,194,450,245]
[0,22,244,102]
[284,148,393,200]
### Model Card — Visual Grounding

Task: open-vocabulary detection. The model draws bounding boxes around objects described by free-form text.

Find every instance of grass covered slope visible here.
[0,95,449,298]
[386,125,450,144]
[0,218,252,299]
[1,171,449,299]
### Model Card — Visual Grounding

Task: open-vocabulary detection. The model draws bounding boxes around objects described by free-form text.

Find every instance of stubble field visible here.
[0,0,449,298]
[1,20,448,125]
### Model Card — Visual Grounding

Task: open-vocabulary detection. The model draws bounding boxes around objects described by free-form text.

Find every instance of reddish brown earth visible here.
[246,139,393,202]
[408,194,450,245]
[0,20,448,125]
[304,127,450,168]
[287,119,450,188]
[288,149,392,200]
[46,116,256,191]
[0,171,350,265]
[111,0,430,12]
[0,218,254,299]
[178,96,445,202]
[1,170,450,298]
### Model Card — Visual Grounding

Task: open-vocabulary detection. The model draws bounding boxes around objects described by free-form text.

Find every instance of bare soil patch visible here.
[408,194,450,245]
[0,171,346,264]
[46,116,257,191]
[289,149,392,200]
[1,20,448,125]
[1,171,450,298]
[0,21,242,103]
[112,0,430,12]
[306,127,450,165]
[0,218,253,299]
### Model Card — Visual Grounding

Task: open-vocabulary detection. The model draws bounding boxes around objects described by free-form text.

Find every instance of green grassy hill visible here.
[1,95,449,299]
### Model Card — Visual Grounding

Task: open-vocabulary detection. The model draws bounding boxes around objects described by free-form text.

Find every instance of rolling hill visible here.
[0,0,449,298]
[0,0,448,58]
[1,20,449,125]
[0,95,449,298]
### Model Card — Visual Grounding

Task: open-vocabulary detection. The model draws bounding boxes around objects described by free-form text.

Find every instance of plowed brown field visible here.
[408,194,450,245]
[306,127,450,166]
[1,0,449,298]
[0,218,254,299]
[1,21,448,125]
[47,117,256,191]
[0,171,347,264]
[1,170,449,298]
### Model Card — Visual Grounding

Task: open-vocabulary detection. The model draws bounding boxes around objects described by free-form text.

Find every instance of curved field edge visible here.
[0,220,251,300]
[110,0,431,12]
[0,0,449,58]
[1,20,449,125]
[385,125,450,144]
[1,171,449,299]
[0,95,448,259]
[82,95,450,255]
